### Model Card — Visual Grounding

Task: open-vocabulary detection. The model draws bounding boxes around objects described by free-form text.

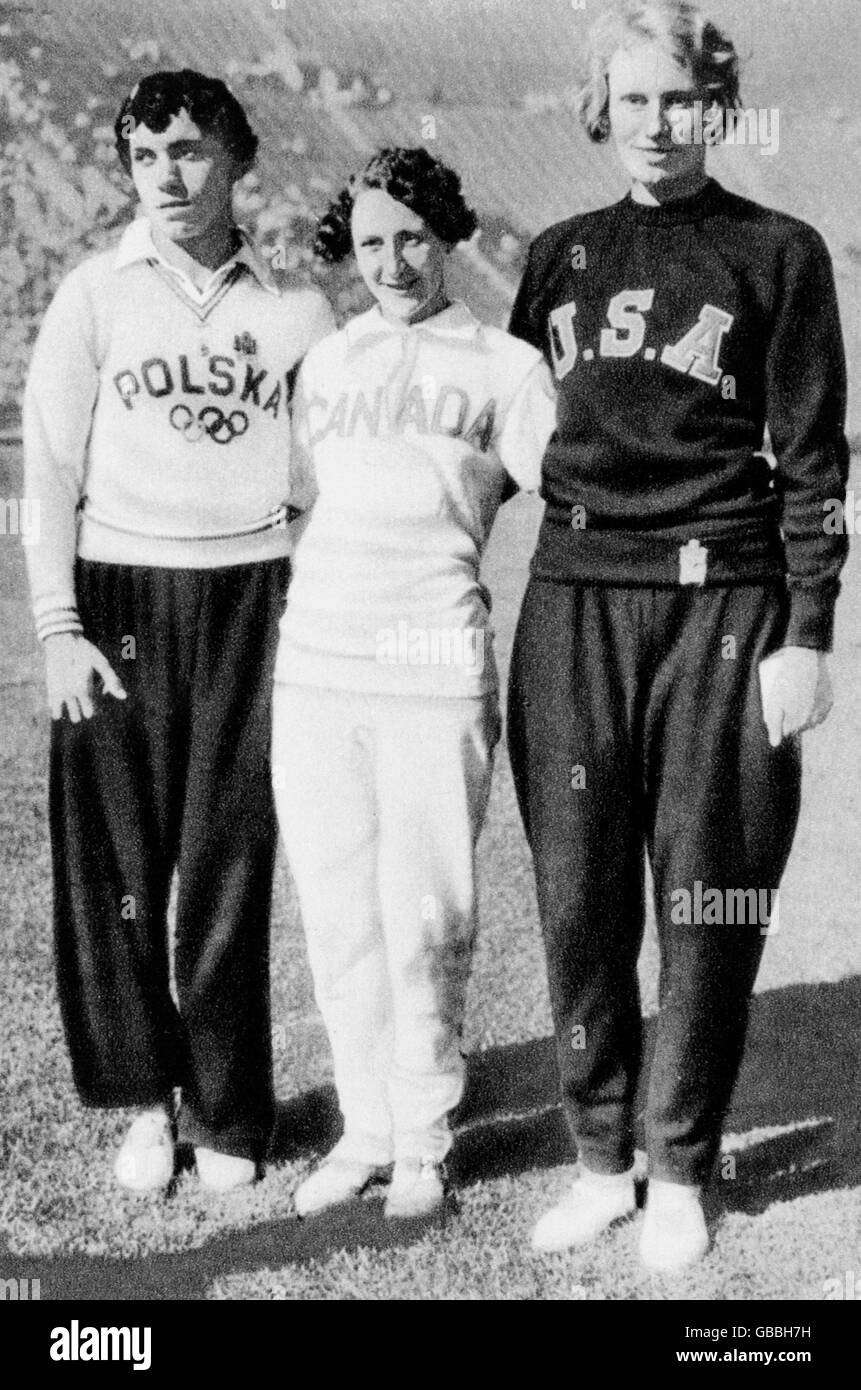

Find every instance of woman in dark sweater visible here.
[507,0,848,1271]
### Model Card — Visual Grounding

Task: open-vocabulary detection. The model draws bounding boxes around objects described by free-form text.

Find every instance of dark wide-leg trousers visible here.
[507,580,802,1185]
[50,557,290,1162]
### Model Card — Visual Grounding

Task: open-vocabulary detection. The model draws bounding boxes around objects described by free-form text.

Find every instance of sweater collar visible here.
[344,300,483,346]
[617,177,726,226]
[115,219,279,297]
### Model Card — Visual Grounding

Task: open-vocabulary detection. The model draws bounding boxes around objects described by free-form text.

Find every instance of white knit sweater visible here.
[23,219,334,640]
[276,301,557,698]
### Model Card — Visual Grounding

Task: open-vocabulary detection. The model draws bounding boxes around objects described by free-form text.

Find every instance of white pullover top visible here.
[23,218,334,640]
[275,300,557,698]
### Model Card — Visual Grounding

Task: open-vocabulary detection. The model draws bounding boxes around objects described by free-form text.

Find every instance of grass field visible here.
[1,440,859,1301]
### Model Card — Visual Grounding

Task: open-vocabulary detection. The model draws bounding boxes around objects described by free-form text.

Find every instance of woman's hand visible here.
[43,633,127,723]
[759,646,833,747]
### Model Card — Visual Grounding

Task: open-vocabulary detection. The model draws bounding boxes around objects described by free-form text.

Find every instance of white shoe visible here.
[531,1166,637,1252]
[384,1158,447,1219]
[195,1147,257,1193]
[114,1108,175,1192]
[640,1180,709,1273]
[294,1146,388,1217]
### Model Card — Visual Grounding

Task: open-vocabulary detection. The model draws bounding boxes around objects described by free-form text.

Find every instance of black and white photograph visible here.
[1,0,859,1330]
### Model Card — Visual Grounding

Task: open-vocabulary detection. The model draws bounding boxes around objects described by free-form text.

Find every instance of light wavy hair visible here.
[578,0,742,143]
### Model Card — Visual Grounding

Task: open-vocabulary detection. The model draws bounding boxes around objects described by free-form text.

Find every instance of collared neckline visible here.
[344,300,482,345]
[115,218,279,298]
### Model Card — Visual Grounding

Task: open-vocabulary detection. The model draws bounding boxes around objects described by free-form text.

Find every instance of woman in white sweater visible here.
[24,70,333,1195]
[273,147,557,1219]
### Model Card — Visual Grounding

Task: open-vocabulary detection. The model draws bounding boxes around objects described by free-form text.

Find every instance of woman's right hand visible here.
[43,632,128,722]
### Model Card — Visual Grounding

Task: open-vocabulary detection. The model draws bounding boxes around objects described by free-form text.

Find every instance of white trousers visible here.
[272,684,499,1163]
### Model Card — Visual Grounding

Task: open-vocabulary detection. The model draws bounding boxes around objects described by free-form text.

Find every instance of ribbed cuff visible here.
[784,585,837,652]
[36,607,84,642]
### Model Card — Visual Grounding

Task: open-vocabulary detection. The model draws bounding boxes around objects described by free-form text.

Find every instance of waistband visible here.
[533,511,787,587]
[274,635,499,699]
[78,510,291,569]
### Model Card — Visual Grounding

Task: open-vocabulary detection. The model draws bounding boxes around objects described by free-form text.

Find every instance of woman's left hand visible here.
[759,646,834,747]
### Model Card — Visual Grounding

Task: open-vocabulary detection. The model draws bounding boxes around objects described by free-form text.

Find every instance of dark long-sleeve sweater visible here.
[509,179,849,649]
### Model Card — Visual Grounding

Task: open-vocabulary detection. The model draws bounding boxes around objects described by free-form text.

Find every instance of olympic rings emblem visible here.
[169,403,250,444]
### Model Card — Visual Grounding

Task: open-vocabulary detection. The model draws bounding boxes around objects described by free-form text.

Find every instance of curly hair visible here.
[314,147,478,262]
[577,1,742,144]
[114,69,258,176]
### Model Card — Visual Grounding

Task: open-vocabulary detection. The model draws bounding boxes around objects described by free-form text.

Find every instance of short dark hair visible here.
[114,69,258,176]
[315,147,478,262]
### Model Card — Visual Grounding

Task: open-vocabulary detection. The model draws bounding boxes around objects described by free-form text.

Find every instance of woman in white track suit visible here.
[272,147,557,1220]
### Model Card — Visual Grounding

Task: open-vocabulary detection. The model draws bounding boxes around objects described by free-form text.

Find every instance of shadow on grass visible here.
[270,974,861,1207]
[3,975,858,1299]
